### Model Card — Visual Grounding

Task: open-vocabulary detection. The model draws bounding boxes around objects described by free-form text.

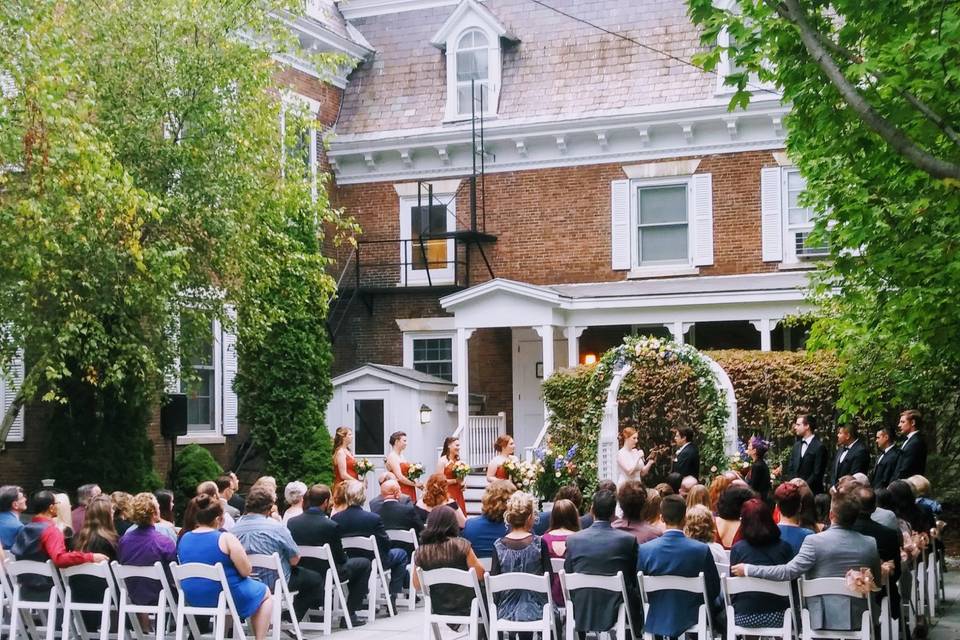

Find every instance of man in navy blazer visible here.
[895,410,927,478]
[331,480,408,599]
[637,495,722,638]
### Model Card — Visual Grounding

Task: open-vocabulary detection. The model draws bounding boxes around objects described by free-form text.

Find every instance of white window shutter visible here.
[3,350,25,442]
[221,309,239,436]
[691,173,714,266]
[761,167,784,262]
[165,314,181,394]
[610,179,631,270]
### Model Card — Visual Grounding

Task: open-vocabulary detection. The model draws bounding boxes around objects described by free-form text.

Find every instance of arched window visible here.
[455,29,489,115]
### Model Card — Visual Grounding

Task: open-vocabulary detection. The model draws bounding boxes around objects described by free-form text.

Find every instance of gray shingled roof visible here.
[337,0,713,135]
[367,363,455,386]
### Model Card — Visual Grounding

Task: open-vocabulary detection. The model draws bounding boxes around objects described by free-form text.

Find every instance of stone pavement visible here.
[315,565,960,640]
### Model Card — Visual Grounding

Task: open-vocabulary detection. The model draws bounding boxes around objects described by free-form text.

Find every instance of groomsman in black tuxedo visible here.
[671,427,700,480]
[871,427,900,489]
[831,425,870,488]
[778,414,828,494]
[895,409,927,478]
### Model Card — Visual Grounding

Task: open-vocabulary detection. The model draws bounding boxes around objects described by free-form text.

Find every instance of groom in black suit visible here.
[780,414,828,494]
[830,425,870,487]
[671,426,700,480]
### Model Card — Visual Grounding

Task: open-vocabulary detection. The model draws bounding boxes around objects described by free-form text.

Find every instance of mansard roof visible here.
[336,0,715,136]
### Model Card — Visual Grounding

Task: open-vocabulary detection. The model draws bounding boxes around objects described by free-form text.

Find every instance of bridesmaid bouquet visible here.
[451,460,471,480]
[504,458,543,492]
[355,458,375,476]
[844,567,880,595]
[406,462,425,481]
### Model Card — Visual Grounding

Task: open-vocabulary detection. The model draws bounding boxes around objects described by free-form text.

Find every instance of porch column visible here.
[534,325,555,434]
[563,327,585,368]
[750,319,773,351]
[456,327,475,463]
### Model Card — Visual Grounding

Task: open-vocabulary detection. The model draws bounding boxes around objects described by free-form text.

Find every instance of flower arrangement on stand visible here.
[533,441,578,503]
[451,460,472,480]
[503,458,543,492]
[405,462,425,482]
[355,458,375,477]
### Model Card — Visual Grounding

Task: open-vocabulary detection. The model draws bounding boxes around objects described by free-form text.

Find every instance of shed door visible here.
[348,390,388,457]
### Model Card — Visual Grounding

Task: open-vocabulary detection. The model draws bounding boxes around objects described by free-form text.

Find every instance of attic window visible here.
[456,29,489,115]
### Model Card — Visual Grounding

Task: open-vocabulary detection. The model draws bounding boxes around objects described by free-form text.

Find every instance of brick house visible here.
[1,0,821,488]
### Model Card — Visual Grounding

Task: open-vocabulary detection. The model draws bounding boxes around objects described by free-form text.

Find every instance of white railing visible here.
[525,419,551,461]
[465,413,506,467]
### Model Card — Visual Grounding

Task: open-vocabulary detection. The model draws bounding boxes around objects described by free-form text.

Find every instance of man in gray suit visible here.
[731,488,880,631]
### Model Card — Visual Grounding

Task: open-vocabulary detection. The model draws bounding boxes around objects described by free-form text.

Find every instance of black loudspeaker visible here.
[161,393,189,439]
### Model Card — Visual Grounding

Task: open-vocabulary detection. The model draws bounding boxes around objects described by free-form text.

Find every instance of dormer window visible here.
[456,29,489,115]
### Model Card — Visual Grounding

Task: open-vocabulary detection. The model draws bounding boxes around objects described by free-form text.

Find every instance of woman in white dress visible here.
[617,427,656,485]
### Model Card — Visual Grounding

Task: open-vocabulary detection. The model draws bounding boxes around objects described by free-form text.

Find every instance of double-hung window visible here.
[635,184,689,265]
[399,196,455,285]
[456,30,490,116]
[280,93,319,201]
[412,338,453,381]
[182,329,216,433]
[783,169,827,261]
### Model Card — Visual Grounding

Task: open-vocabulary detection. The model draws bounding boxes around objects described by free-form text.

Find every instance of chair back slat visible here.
[60,561,113,580]
[4,559,55,578]
[723,575,793,598]
[486,572,550,595]
[341,536,374,552]
[549,557,565,573]
[298,544,332,562]
[800,576,867,599]
[386,529,418,548]
[419,566,477,590]
[170,561,223,583]
[639,571,704,594]
[247,553,281,571]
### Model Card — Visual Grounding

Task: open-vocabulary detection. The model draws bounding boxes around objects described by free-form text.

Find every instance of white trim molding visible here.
[340,0,461,19]
[396,317,456,332]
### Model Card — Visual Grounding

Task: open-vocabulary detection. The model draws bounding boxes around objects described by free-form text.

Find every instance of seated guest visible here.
[216,476,241,520]
[462,479,515,558]
[665,472,683,494]
[226,472,246,515]
[790,479,821,531]
[118,493,177,616]
[111,491,135,536]
[12,491,109,601]
[732,489,881,631]
[774,483,814,554]
[542,499,579,606]
[72,483,102,533]
[369,472,412,514]
[814,493,832,530]
[656,482,676,497]
[196,481,235,529]
[155,490,177,532]
[846,481,901,620]
[889,480,935,535]
[332,480,408,603]
[729,498,794,628]
[177,494,273,640]
[679,476,698,499]
[686,484,711,510]
[72,496,119,629]
[330,482,348,516]
[643,488,665,533]
[874,488,900,530]
[282,481,307,524]
[684,504,728,565]
[637,495,722,638]
[715,486,755,550]
[564,489,642,635]
[412,507,486,615]
[416,473,466,529]
[905,475,941,517]
[378,479,424,556]
[708,475,733,514]
[54,493,75,549]
[232,486,323,621]
[287,485,370,627]
[491,492,552,623]
[613,480,661,544]
[0,485,27,549]
[533,485,592,535]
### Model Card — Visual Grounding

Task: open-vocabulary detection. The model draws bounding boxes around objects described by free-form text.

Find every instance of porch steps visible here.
[463,471,488,517]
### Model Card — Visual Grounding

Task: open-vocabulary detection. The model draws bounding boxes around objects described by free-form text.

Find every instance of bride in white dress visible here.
[617,427,657,485]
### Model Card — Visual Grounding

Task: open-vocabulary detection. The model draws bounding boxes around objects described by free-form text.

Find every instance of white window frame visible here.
[403,330,457,383]
[180,319,221,437]
[781,168,828,263]
[443,26,501,122]
[629,176,697,275]
[280,92,320,202]
[398,194,456,286]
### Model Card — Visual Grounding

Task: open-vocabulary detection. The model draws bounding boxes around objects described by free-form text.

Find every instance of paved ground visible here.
[320,567,960,640]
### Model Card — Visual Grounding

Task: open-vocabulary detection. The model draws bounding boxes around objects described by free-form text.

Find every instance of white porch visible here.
[439,272,817,458]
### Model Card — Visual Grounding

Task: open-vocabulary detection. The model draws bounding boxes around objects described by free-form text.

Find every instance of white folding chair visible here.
[486,572,556,640]
[341,535,396,619]
[716,563,730,577]
[637,571,715,640]
[477,556,493,572]
[385,529,419,611]
[247,553,303,640]
[722,575,795,640]
[0,553,15,640]
[170,562,247,640]
[798,577,874,640]
[60,561,119,640]
[549,558,565,574]
[112,560,178,640]
[560,570,634,640]
[297,545,350,636]
[5,559,66,640]
[417,566,487,640]
[879,575,900,640]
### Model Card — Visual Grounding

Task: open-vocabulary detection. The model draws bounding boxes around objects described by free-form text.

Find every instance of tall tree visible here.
[0,0,351,482]
[687,0,960,489]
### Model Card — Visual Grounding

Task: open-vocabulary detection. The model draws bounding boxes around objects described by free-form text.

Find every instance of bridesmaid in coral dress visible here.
[485,435,516,484]
[332,427,359,485]
[385,430,421,502]
[438,436,467,513]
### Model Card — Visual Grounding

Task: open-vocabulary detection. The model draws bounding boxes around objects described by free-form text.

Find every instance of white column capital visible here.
[562,327,586,340]
[533,325,555,340]
[749,318,773,351]
[457,327,476,340]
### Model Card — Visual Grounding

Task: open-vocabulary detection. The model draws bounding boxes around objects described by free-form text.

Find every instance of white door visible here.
[512,333,566,454]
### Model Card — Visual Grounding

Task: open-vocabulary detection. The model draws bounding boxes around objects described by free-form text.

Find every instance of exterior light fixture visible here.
[583,353,597,365]
[419,404,432,424]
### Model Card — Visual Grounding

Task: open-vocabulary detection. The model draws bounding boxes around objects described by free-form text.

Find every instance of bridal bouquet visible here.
[355,458,375,476]
[406,462,425,481]
[504,458,543,492]
[451,460,472,480]
[844,567,880,595]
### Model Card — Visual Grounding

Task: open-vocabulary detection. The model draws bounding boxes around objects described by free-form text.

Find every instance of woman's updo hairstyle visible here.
[191,493,224,526]
[618,426,638,448]
[503,491,537,528]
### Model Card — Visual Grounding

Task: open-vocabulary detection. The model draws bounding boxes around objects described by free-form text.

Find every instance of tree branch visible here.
[770,0,960,181]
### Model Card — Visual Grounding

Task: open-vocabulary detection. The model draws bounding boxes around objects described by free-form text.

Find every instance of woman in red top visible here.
[332,427,358,486]
[438,436,467,513]
[385,430,420,502]
[485,435,516,484]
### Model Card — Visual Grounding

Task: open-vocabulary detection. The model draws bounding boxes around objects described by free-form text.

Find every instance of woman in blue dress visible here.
[177,494,273,640]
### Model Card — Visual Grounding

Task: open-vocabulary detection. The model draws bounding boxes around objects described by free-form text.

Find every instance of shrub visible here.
[173,443,223,513]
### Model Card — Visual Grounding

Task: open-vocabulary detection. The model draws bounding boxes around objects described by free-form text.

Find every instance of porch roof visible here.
[332,363,455,391]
